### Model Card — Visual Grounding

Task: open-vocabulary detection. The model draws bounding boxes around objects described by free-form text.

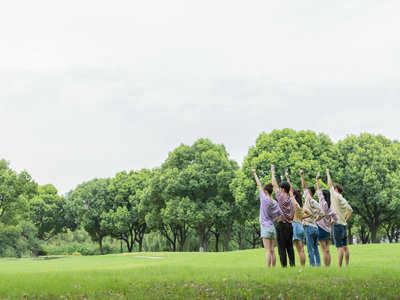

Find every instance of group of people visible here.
[253,165,353,268]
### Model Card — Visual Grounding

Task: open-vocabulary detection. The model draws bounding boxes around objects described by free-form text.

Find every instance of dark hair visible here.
[307,186,316,197]
[322,189,331,208]
[279,181,290,194]
[334,184,343,194]
[293,189,302,207]
[263,183,273,195]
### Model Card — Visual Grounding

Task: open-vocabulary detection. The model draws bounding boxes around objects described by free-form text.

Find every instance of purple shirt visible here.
[317,190,338,233]
[259,190,283,227]
[276,190,295,223]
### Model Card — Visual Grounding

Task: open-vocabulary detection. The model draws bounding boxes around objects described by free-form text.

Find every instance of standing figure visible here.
[252,169,283,267]
[326,169,353,267]
[300,170,325,267]
[285,173,306,266]
[271,165,295,267]
[316,172,338,267]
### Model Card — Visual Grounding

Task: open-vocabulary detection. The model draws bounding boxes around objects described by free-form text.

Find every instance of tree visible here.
[0,159,37,225]
[67,178,113,255]
[103,169,152,252]
[336,134,400,243]
[29,184,67,241]
[154,139,237,252]
[231,129,340,234]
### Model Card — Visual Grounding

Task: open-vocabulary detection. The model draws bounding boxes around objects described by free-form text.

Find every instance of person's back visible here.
[326,169,353,267]
[330,186,352,226]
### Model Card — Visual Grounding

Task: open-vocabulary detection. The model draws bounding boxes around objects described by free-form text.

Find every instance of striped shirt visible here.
[276,190,295,223]
[302,190,325,228]
[316,189,338,233]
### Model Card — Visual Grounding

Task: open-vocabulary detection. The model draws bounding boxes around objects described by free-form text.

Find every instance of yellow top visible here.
[292,200,304,223]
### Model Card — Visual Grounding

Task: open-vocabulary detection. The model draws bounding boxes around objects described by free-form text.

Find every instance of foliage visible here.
[231,129,340,223]
[336,133,400,243]
[0,159,37,225]
[102,169,152,252]
[29,184,68,241]
[67,178,113,254]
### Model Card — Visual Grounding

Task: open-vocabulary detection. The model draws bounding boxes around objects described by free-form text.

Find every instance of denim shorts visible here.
[333,224,348,247]
[292,222,305,243]
[261,225,276,239]
[317,224,331,241]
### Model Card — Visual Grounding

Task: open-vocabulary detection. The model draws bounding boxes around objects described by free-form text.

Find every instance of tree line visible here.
[1,129,399,257]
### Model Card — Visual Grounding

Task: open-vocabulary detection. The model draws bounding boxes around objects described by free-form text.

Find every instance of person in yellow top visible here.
[326,169,353,267]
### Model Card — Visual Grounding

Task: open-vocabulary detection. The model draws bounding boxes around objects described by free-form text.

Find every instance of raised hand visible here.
[271,165,275,172]
[252,169,257,174]
[300,170,304,176]
[316,172,320,179]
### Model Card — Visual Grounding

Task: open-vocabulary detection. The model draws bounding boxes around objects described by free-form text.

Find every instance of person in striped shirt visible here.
[285,173,308,266]
[326,169,353,267]
[252,169,283,267]
[300,170,325,267]
[271,165,295,267]
[316,172,338,267]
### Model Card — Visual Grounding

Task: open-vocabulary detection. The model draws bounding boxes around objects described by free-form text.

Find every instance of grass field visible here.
[0,244,399,299]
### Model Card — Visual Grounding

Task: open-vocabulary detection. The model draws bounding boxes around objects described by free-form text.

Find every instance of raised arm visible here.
[326,169,333,189]
[300,170,307,191]
[316,172,321,190]
[252,169,263,192]
[285,172,294,200]
[271,165,278,192]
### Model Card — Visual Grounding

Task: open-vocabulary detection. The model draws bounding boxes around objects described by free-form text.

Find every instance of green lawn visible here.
[0,244,399,299]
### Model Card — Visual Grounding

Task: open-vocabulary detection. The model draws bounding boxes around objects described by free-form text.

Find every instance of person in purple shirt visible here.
[316,172,338,267]
[271,165,295,267]
[253,169,283,268]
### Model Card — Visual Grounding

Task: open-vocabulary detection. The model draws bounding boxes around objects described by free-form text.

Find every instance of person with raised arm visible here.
[316,172,338,267]
[285,172,306,266]
[326,169,353,267]
[252,169,283,267]
[300,170,325,267]
[271,165,295,267]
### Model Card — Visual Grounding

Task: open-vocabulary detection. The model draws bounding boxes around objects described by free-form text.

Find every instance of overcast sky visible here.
[1,0,399,195]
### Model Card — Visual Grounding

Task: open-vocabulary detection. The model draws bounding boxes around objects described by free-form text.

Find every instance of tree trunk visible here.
[370,225,378,244]
[215,234,220,252]
[178,225,190,252]
[359,226,370,244]
[99,235,103,255]
[199,228,206,252]
[224,223,232,251]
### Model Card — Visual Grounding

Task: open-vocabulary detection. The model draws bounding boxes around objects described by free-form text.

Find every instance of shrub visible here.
[161,246,170,252]
[71,252,81,256]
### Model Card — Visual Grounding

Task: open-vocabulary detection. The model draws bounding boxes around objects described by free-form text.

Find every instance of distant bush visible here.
[161,246,170,252]
[37,249,48,256]
[61,252,69,256]
[71,252,81,256]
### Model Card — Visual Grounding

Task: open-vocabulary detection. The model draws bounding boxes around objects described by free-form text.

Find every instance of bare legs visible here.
[337,246,350,267]
[293,240,306,266]
[262,238,276,267]
[318,239,331,266]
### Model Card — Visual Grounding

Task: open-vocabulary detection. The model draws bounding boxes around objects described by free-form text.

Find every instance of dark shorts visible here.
[333,224,348,248]
[317,224,331,241]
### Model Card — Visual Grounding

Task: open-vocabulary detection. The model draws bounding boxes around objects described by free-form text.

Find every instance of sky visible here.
[1,0,400,195]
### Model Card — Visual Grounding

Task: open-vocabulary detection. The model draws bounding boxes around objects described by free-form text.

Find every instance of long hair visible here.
[322,189,331,208]
[293,189,302,207]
